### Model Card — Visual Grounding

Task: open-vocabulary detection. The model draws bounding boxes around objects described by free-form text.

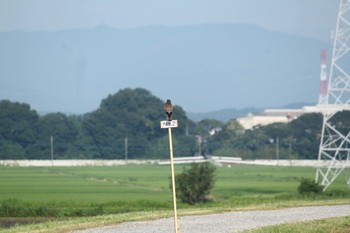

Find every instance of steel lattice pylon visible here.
[316,0,350,191]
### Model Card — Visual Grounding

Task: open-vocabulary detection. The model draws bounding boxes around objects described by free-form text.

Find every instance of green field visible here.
[0,164,349,220]
[0,165,173,203]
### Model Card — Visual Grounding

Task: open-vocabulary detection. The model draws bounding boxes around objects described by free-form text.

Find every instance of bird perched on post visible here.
[164,99,173,121]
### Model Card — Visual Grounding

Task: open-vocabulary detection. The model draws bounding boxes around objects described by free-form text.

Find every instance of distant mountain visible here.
[0,24,330,114]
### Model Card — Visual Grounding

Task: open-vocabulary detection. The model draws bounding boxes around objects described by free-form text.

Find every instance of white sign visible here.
[160,120,178,128]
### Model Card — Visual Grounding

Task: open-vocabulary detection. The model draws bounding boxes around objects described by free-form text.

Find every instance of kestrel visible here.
[164,99,173,121]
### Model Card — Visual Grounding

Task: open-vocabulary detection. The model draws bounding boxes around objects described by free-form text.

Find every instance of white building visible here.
[237,105,350,130]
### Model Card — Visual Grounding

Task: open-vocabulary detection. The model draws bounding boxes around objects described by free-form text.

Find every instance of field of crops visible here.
[0,163,349,220]
[0,165,172,203]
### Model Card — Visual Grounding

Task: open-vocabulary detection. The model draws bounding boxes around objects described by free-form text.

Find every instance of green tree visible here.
[147,135,197,159]
[329,110,350,136]
[36,112,80,159]
[195,119,224,136]
[289,113,323,159]
[208,112,325,160]
[194,119,224,155]
[298,177,323,194]
[0,141,26,159]
[0,100,39,159]
[174,162,216,205]
[82,88,194,159]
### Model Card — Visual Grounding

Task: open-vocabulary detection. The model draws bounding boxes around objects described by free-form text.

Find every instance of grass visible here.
[0,165,172,203]
[1,165,347,204]
[2,201,349,233]
[0,164,349,232]
[243,216,350,233]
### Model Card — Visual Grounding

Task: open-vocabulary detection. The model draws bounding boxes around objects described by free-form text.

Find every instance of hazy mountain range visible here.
[0,23,331,115]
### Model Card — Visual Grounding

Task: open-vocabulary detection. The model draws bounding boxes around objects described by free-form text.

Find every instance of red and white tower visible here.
[318,49,327,105]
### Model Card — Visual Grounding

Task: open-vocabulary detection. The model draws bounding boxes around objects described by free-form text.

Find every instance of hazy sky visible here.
[0,0,340,43]
[0,0,343,114]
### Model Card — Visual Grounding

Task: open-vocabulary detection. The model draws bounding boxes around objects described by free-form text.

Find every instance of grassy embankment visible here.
[243,216,350,233]
[0,164,349,232]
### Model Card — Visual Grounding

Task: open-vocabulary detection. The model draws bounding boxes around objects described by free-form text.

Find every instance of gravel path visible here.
[75,205,350,233]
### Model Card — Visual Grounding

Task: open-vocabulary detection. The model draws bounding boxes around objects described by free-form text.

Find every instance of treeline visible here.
[0,88,195,160]
[203,110,350,160]
[1,87,349,160]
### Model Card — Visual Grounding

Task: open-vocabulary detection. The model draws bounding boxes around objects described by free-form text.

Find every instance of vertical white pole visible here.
[289,142,292,166]
[168,128,179,233]
[198,135,202,156]
[50,135,53,167]
[125,137,128,162]
[276,137,279,165]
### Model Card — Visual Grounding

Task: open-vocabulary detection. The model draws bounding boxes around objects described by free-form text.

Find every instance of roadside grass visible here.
[0,210,173,233]
[2,200,349,233]
[243,216,350,233]
[0,164,349,232]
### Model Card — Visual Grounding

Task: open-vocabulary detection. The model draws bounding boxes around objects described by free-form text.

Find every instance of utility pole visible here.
[124,136,128,161]
[289,142,292,166]
[196,135,202,156]
[276,137,279,165]
[50,135,54,167]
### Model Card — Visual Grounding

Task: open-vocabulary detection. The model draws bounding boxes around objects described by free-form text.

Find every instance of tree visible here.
[289,113,323,159]
[83,88,194,159]
[329,110,350,136]
[195,119,224,136]
[174,162,216,205]
[208,112,324,160]
[36,112,80,159]
[0,100,39,159]
[146,135,197,158]
[0,141,26,159]
[298,177,323,194]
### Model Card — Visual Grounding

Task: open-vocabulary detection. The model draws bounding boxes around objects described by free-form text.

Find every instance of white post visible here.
[276,137,279,165]
[50,135,54,167]
[289,142,292,166]
[160,119,180,233]
[125,137,128,161]
[168,128,179,233]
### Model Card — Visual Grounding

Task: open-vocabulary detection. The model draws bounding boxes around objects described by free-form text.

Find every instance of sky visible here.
[0,0,339,43]
[0,0,342,114]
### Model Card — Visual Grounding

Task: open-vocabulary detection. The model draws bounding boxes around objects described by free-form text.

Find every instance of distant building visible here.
[237,109,302,130]
[237,104,350,130]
